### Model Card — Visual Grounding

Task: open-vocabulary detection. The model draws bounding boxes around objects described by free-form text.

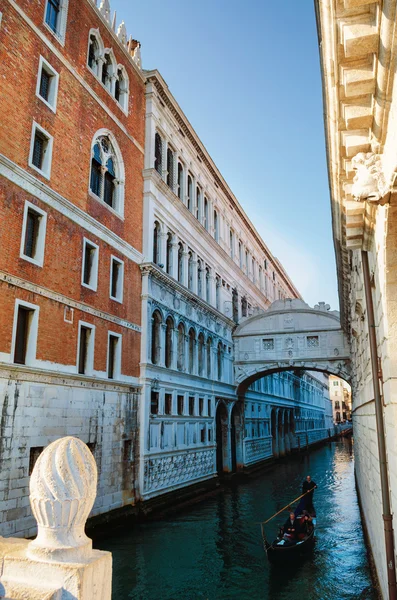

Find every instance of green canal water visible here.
[98,439,378,600]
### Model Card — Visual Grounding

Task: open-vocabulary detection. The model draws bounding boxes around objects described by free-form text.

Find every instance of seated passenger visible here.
[296,511,312,540]
[283,511,298,540]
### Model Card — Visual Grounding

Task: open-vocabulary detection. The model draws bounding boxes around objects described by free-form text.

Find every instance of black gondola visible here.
[261,519,316,563]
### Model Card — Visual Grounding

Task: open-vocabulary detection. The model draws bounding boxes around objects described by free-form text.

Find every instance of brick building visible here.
[0,0,145,536]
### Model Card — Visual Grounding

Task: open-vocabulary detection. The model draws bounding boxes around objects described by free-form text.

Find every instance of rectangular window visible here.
[77,323,94,375]
[45,0,60,32]
[208,428,212,442]
[177,395,184,416]
[200,427,205,443]
[307,336,319,348]
[14,306,35,365]
[29,122,53,179]
[151,391,159,415]
[82,238,99,291]
[199,397,204,415]
[110,256,124,302]
[189,396,195,416]
[107,333,121,379]
[262,338,274,350]
[165,393,172,415]
[29,447,44,476]
[20,202,47,267]
[36,56,59,112]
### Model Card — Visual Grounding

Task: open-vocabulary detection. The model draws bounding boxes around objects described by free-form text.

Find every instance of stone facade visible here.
[316,0,397,596]
[0,0,145,537]
[329,375,352,423]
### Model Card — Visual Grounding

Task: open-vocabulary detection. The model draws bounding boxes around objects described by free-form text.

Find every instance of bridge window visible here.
[263,338,274,350]
[307,335,319,348]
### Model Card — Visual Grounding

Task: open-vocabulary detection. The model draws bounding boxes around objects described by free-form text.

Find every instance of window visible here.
[20,202,47,267]
[177,242,183,283]
[81,239,99,291]
[206,337,212,377]
[239,241,243,269]
[187,175,193,211]
[241,296,247,317]
[177,395,184,416]
[177,323,185,371]
[189,396,195,416]
[200,427,206,444]
[115,67,129,111]
[36,56,59,112]
[44,0,68,42]
[204,197,209,230]
[77,322,95,375]
[205,267,211,303]
[252,258,255,282]
[107,333,121,379]
[13,303,38,365]
[196,186,201,220]
[197,260,203,297]
[165,317,174,369]
[188,251,194,290]
[214,210,219,242]
[29,122,53,179]
[165,394,172,415]
[177,163,184,199]
[89,134,123,215]
[188,328,195,373]
[199,398,204,415]
[217,342,223,381]
[153,221,161,265]
[229,229,234,259]
[102,52,115,92]
[333,381,339,387]
[151,311,162,365]
[154,133,162,175]
[29,447,44,476]
[215,276,221,311]
[167,148,175,190]
[198,333,204,376]
[151,391,159,415]
[245,250,249,274]
[307,336,319,348]
[166,232,173,275]
[110,256,124,302]
[88,33,101,76]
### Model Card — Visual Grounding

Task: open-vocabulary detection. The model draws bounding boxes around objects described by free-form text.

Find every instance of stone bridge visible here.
[233,299,351,394]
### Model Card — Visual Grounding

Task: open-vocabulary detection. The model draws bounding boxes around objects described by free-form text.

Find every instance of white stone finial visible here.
[112,11,117,31]
[133,43,142,69]
[99,0,111,23]
[27,437,98,563]
[117,21,127,45]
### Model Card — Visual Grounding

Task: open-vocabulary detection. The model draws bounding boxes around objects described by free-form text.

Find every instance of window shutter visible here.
[32,133,44,169]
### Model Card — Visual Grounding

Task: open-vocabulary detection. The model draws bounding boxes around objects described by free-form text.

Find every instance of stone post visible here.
[0,437,112,600]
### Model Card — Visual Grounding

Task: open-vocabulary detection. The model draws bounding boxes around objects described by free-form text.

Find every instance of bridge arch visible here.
[233,299,351,396]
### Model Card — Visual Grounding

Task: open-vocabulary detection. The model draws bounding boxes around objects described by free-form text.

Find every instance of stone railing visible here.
[0,437,112,600]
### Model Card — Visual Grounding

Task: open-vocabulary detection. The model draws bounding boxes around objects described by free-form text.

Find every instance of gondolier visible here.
[302,475,317,514]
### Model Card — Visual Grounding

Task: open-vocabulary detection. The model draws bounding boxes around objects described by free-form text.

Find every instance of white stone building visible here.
[329,376,352,424]
[139,70,334,500]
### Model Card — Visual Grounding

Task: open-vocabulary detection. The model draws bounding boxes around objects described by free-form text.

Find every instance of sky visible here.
[110,0,339,311]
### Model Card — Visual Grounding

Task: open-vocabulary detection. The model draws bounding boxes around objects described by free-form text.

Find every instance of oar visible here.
[260,488,314,525]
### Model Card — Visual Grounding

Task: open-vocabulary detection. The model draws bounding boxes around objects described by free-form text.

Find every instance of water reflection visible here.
[98,439,378,600]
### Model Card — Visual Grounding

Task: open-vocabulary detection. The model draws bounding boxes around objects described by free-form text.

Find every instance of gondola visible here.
[261,517,316,563]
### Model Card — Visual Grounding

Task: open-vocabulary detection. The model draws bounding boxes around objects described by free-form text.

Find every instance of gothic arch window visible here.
[102,50,116,93]
[154,132,162,175]
[151,310,162,365]
[214,210,219,242]
[166,232,173,275]
[165,316,174,369]
[196,186,202,220]
[177,242,184,283]
[188,328,196,374]
[216,275,221,311]
[87,31,104,77]
[153,221,161,265]
[167,147,175,190]
[89,132,124,215]
[217,341,223,381]
[188,251,194,290]
[207,337,212,377]
[205,267,211,303]
[115,66,129,111]
[177,322,185,371]
[198,333,205,377]
[197,259,203,297]
[204,197,209,230]
[187,175,193,212]
[177,162,184,200]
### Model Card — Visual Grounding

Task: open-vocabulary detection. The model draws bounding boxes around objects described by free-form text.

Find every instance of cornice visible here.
[144,71,301,300]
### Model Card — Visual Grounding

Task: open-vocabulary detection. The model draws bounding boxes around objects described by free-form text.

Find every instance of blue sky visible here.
[110,0,339,310]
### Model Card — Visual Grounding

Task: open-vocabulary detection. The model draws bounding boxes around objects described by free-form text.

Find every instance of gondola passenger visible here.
[283,511,298,540]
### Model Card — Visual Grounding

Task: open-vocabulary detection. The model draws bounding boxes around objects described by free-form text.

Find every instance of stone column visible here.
[159,323,166,367]
[159,231,167,269]
[182,251,189,287]
[171,325,178,370]
[162,139,168,182]
[191,255,198,294]
[171,240,178,279]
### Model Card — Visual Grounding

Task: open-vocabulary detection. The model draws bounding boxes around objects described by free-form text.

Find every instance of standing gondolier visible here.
[302,475,317,515]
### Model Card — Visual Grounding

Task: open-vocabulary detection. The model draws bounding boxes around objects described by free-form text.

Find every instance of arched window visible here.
[214,210,219,242]
[252,258,255,282]
[165,316,174,368]
[178,242,183,283]
[167,148,175,190]
[241,296,247,317]
[177,323,185,371]
[153,221,161,265]
[151,311,162,365]
[259,266,263,290]
[166,232,173,275]
[204,197,209,230]
[90,134,123,213]
[197,260,203,297]
[188,251,193,290]
[178,163,184,200]
[115,67,129,110]
[196,186,201,220]
[102,52,115,92]
[188,328,196,374]
[88,33,101,76]
[207,337,212,377]
[187,175,193,211]
[155,133,162,175]
[198,333,205,376]
[216,276,221,310]
[217,342,223,381]
[205,267,211,303]
[230,229,234,259]
[245,250,249,273]
[239,241,243,268]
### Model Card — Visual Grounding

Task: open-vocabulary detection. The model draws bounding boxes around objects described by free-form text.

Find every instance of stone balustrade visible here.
[0,437,112,600]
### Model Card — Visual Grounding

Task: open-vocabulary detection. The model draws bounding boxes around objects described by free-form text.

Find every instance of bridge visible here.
[233,298,351,394]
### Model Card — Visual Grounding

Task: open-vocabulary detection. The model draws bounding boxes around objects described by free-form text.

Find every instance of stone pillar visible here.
[182,251,189,287]
[0,437,112,600]
[171,240,178,279]
[171,326,178,370]
[159,231,167,269]
[162,139,168,182]
[159,323,166,367]
[192,256,198,294]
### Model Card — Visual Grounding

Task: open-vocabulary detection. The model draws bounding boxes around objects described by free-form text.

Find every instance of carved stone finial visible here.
[117,21,127,45]
[351,152,388,202]
[132,43,142,69]
[314,302,330,311]
[27,437,97,563]
[112,11,116,31]
[99,0,111,23]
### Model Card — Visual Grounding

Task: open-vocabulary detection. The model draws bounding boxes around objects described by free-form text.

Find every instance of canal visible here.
[98,439,378,600]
